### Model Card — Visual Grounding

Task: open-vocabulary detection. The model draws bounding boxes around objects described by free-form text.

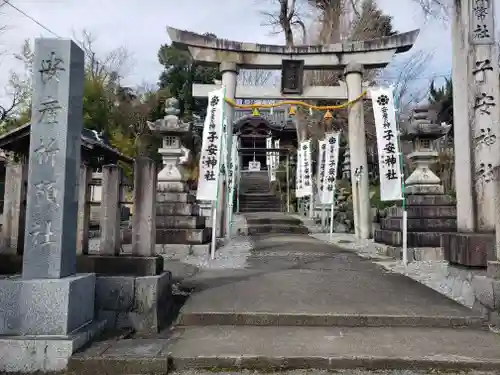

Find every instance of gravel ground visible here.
[179,235,253,269]
[75,372,500,375]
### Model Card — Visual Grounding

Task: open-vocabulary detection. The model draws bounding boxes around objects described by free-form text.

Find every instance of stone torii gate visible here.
[167,27,419,239]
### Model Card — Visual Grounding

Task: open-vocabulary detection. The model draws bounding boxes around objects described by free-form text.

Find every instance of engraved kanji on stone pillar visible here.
[22,39,84,279]
[470,0,500,231]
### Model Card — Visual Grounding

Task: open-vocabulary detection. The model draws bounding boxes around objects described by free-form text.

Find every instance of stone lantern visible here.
[147,97,191,190]
[374,104,457,250]
[146,97,211,251]
[402,105,451,195]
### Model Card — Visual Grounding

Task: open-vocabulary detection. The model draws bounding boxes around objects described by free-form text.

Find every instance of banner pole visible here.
[212,86,227,259]
[329,202,335,240]
[286,153,290,213]
[392,84,407,266]
[210,203,217,259]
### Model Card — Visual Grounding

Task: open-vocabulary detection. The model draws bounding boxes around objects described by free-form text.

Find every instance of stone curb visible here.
[68,357,169,375]
[176,312,484,328]
[169,355,500,372]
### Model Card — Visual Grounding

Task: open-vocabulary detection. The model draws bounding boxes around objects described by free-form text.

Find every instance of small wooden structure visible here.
[0,123,134,258]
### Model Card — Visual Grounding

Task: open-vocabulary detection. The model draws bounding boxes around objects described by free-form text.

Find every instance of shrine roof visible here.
[0,123,134,166]
[233,109,296,133]
[167,27,419,69]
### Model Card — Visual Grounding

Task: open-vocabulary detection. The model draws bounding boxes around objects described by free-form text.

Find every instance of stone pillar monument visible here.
[344,62,371,239]
[444,0,500,266]
[0,39,100,372]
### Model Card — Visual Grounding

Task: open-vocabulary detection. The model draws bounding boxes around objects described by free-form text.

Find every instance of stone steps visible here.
[245,217,304,226]
[239,197,281,201]
[239,207,282,212]
[176,311,482,328]
[239,200,281,206]
[247,224,309,235]
[68,325,500,373]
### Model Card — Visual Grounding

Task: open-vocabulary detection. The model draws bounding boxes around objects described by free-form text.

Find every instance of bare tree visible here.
[260,0,307,46]
[378,49,435,116]
[238,69,274,86]
[411,0,450,19]
[237,69,276,104]
[1,39,33,124]
[74,29,134,84]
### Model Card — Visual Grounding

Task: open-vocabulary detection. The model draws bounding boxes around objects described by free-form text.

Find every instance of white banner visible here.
[320,132,340,204]
[316,139,326,202]
[273,139,280,173]
[371,86,403,201]
[266,137,276,181]
[296,145,303,197]
[196,88,225,201]
[296,140,313,197]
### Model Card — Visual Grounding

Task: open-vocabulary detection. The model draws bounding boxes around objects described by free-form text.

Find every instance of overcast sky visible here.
[0,0,459,103]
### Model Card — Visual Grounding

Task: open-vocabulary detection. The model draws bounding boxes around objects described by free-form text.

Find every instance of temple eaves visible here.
[166,27,420,70]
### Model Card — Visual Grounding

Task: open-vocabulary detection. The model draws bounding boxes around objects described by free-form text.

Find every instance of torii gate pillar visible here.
[217,62,238,237]
[345,62,371,239]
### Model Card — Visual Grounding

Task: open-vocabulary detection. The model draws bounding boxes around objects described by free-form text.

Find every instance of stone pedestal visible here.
[375,194,457,248]
[154,184,211,254]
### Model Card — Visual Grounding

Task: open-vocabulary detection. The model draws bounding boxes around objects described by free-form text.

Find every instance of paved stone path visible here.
[177,232,480,325]
[70,214,500,374]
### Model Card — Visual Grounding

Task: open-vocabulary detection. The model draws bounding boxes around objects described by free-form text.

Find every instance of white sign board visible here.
[249,161,261,171]
[371,86,403,201]
[266,137,276,181]
[196,88,225,201]
[273,139,280,173]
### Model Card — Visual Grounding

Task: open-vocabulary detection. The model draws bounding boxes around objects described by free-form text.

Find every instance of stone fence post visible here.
[2,160,28,255]
[132,157,157,256]
[99,164,122,255]
[76,163,92,255]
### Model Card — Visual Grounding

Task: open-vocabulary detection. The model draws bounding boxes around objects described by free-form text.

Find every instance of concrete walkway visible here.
[177,233,480,326]
[70,214,500,374]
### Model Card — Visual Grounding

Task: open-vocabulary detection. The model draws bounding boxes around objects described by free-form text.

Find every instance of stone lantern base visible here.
[374,194,457,253]
[122,180,212,257]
